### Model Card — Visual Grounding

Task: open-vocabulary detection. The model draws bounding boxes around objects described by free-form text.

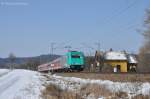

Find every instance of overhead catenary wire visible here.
[100,0,140,26]
[98,0,142,39]
[50,0,142,55]
[95,0,142,53]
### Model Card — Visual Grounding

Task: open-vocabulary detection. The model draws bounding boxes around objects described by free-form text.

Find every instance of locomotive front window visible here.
[71,55,80,58]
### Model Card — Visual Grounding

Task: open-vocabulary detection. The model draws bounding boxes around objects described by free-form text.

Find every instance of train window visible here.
[51,64,54,67]
[72,55,80,58]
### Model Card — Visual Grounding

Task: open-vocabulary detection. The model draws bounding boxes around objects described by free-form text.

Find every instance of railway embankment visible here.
[42,74,150,99]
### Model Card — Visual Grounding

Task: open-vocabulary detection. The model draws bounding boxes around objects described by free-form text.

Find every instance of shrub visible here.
[101,64,113,73]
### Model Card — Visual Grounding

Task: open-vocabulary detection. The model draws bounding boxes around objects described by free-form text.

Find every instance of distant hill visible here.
[0,54,61,69]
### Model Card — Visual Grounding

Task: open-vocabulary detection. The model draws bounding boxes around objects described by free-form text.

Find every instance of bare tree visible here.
[138,9,150,72]
[26,59,40,71]
[95,51,105,72]
[84,56,95,72]
[9,53,16,70]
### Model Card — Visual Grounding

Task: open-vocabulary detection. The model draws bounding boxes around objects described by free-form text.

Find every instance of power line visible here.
[98,0,142,41]
[100,0,140,26]
[64,46,72,52]
[81,43,95,50]
[95,42,101,51]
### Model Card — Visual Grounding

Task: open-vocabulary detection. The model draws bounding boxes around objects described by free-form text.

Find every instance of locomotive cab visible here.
[66,51,85,71]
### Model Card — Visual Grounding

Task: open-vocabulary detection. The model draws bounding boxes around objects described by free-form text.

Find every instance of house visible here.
[127,54,138,72]
[104,51,128,72]
[94,50,138,73]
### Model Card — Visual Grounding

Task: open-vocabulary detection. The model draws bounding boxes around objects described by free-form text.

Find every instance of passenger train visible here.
[38,51,85,72]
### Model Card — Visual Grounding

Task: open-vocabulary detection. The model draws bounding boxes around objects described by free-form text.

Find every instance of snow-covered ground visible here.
[0,69,149,99]
[0,69,10,77]
[0,69,45,99]
[47,74,150,98]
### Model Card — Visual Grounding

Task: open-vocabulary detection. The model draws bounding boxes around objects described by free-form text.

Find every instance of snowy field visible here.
[0,69,46,99]
[46,74,150,98]
[0,69,10,77]
[0,69,149,99]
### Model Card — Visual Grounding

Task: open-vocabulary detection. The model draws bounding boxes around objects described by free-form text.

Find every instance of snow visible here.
[0,69,149,99]
[47,75,150,97]
[0,69,45,99]
[0,69,10,76]
[128,55,137,64]
[140,83,150,95]
[105,51,127,60]
[98,97,104,99]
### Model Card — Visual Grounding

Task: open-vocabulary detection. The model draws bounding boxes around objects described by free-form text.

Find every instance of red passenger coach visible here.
[38,57,65,72]
[50,58,62,70]
[38,63,50,72]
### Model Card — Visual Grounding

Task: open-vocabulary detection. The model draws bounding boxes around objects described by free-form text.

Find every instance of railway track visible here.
[55,71,138,74]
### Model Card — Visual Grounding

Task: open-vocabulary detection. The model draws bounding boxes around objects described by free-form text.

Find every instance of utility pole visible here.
[50,42,56,55]
[95,42,100,52]
[49,42,56,74]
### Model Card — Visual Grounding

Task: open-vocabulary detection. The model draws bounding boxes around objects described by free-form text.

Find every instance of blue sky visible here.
[0,0,150,57]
